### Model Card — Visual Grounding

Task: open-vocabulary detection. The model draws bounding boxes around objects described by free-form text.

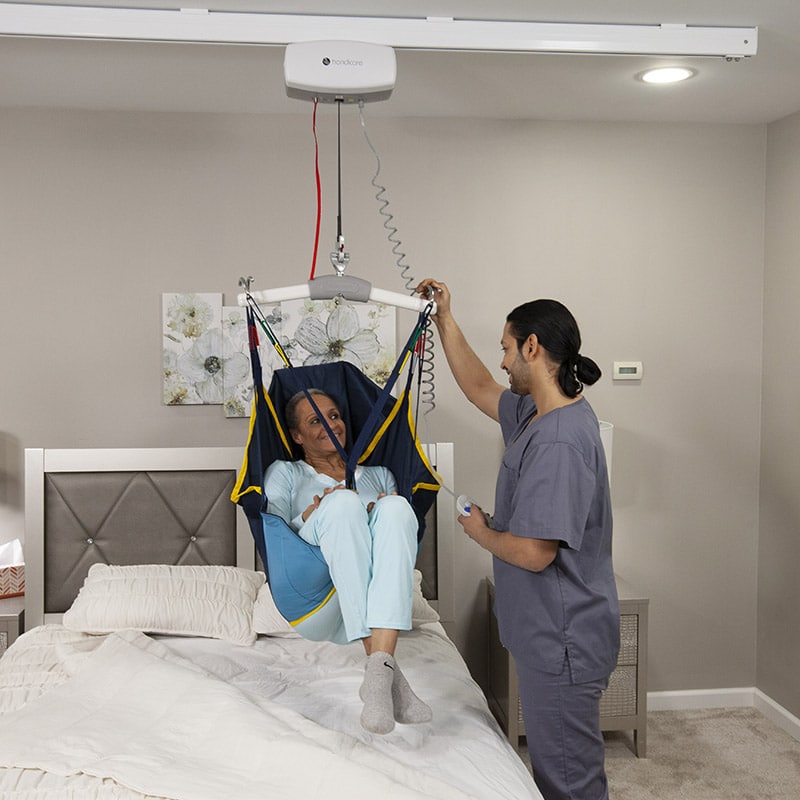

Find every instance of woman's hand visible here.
[366,491,396,514]
[301,485,346,522]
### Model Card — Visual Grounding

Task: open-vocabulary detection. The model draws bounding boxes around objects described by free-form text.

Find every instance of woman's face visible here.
[290,395,346,458]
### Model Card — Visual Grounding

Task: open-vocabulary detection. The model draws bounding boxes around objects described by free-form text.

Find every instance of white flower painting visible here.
[221,303,284,418]
[162,293,249,406]
[162,292,396,415]
[280,298,396,386]
[220,305,250,417]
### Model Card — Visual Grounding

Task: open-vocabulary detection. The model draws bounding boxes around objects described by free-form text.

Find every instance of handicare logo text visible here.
[322,58,364,66]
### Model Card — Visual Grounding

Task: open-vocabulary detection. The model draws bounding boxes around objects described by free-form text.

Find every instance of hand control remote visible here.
[456,495,473,515]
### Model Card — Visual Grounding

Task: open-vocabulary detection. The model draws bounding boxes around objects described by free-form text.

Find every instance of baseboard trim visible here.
[648,687,800,742]
[754,689,800,742]
[648,687,755,711]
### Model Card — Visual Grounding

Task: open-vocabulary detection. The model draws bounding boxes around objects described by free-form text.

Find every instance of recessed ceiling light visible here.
[639,67,697,84]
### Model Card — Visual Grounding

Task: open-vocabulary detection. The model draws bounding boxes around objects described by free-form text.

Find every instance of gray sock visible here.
[392,665,432,724]
[360,651,396,735]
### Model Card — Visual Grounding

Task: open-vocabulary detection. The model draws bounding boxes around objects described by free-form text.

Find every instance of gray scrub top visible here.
[491,391,620,682]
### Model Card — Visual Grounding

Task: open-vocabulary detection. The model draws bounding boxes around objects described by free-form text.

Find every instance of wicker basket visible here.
[0,565,24,599]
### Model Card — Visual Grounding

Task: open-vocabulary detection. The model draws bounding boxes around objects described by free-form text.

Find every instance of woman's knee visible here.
[321,488,368,518]
[309,489,370,547]
[374,494,415,519]
[371,496,418,545]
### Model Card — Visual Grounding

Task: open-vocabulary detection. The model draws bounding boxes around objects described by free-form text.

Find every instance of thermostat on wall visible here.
[613,361,643,381]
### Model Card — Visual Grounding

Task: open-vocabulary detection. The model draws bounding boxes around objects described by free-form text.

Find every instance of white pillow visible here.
[63,564,265,646]
[252,583,300,637]
[253,568,439,636]
[412,569,440,625]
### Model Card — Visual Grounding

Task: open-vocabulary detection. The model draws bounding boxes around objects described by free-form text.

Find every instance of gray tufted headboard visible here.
[23,448,254,628]
[23,444,455,631]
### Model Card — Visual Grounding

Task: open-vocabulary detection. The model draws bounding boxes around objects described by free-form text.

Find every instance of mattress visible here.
[0,622,540,800]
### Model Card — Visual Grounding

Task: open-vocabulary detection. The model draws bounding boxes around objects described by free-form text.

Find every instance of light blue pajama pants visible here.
[292,489,418,645]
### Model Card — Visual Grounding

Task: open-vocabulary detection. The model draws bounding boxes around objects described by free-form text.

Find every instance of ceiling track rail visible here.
[0,4,758,58]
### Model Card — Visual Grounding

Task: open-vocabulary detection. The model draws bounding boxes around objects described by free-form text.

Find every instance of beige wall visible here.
[759,111,800,715]
[0,109,769,698]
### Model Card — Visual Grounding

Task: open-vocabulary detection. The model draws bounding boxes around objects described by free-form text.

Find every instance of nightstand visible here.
[486,576,648,757]
[0,596,25,657]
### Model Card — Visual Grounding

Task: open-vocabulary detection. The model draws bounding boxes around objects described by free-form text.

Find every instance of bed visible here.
[0,445,541,800]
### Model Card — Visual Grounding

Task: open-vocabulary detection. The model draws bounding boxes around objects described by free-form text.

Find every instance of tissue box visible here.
[0,565,24,599]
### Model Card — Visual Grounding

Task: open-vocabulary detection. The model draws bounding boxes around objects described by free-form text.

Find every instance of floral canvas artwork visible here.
[162,293,249,406]
[221,302,284,418]
[220,305,250,418]
[279,297,396,387]
[163,293,396,415]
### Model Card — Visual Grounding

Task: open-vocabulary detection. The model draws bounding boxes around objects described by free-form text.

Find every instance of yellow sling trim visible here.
[265,388,294,456]
[358,391,405,464]
[289,585,337,626]
[230,385,293,504]
[406,398,444,493]
[356,386,442,495]
[231,392,261,503]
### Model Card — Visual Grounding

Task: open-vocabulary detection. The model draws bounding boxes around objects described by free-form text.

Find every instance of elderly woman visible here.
[263,388,431,735]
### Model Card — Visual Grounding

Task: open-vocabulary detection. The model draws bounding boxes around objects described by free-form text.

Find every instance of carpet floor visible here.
[520,708,800,800]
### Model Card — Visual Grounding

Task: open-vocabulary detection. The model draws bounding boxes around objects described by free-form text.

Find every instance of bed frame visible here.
[23,444,455,631]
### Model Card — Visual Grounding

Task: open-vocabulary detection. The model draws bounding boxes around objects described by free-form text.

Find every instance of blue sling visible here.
[232,305,440,625]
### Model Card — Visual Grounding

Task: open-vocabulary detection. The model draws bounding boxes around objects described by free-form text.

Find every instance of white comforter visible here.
[0,625,540,800]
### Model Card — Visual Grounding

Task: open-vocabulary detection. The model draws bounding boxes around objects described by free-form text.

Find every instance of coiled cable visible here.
[358,102,437,416]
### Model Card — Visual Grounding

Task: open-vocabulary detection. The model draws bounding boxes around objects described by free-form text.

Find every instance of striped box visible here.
[0,565,24,598]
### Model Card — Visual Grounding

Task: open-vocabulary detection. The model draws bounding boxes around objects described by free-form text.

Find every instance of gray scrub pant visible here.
[516,656,610,800]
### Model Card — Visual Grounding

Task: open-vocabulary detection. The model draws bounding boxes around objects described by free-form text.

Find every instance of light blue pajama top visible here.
[264,460,397,533]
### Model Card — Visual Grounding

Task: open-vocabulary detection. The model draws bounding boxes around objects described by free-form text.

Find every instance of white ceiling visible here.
[1,1,800,123]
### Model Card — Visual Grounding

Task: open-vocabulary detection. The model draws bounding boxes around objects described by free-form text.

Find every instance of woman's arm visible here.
[263,461,305,531]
